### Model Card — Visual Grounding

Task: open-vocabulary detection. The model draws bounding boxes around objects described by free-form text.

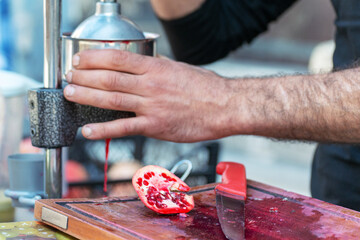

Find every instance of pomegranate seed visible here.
[156,201,163,209]
[143,180,149,186]
[179,204,187,209]
[161,173,167,178]
[148,186,156,194]
[151,172,155,176]
[147,172,154,180]
[137,178,142,187]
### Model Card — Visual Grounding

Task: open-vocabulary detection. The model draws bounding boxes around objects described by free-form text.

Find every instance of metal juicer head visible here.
[71,0,145,40]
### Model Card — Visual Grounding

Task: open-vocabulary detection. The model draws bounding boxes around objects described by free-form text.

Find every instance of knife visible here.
[215,162,246,240]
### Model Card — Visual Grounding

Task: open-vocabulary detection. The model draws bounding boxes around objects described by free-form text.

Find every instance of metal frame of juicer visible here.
[43,0,63,199]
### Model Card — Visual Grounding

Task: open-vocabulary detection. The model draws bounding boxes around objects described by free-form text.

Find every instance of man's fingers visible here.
[73,49,152,75]
[64,84,143,112]
[82,117,148,140]
[67,70,142,94]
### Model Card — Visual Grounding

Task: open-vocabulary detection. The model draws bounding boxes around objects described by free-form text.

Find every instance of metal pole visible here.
[45,148,62,198]
[43,0,62,199]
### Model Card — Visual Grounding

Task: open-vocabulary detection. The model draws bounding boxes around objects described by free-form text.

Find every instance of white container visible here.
[0,71,40,189]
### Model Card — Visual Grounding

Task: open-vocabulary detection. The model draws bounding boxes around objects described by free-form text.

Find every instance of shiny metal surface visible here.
[43,0,62,89]
[42,207,68,230]
[216,189,245,240]
[62,32,158,78]
[45,149,62,199]
[71,0,145,40]
[43,0,62,199]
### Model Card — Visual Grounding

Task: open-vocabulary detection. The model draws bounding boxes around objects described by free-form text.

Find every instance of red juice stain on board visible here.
[104,138,111,196]
[245,197,324,240]
[169,203,227,240]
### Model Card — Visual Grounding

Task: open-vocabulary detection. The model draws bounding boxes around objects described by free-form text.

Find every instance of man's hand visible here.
[64,49,233,142]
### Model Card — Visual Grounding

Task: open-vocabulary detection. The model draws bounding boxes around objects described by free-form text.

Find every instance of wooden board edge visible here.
[34,200,140,240]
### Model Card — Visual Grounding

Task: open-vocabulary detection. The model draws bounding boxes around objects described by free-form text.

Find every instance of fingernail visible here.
[73,54,80,67]
[64,85,75,97]
[83,126,92,137]
[66,71,73,83]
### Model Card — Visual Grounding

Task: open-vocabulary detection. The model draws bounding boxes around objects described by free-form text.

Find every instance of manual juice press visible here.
[7,0,158,205]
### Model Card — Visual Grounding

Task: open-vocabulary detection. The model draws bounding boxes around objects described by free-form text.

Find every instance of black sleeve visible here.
[159,0,298,65]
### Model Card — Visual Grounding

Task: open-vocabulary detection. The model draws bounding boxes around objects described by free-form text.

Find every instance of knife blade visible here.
[215,162,246,240]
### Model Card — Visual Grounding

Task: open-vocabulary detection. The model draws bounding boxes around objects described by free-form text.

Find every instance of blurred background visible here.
[0,0,336,221]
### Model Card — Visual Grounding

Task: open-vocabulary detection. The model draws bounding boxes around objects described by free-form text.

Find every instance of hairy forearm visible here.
[226,68,360,143]
[150,0,205,20]
[64,49,360,144]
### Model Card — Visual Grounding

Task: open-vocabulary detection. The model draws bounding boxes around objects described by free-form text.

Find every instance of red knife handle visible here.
[215,162,246,199]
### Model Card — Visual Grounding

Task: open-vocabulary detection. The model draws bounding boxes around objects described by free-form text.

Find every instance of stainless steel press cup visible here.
[62,0,159,79]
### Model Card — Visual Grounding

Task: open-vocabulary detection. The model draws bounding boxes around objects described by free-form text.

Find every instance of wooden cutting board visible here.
[34,180,360,240]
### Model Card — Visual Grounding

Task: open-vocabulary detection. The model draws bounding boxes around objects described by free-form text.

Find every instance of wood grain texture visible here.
[34,181,360,240]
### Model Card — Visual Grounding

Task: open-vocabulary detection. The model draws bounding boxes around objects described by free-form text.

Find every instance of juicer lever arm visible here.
[28,88,135,148]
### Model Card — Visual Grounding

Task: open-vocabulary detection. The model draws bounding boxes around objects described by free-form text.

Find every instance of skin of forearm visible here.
[225,68,360,143]
[150,0,205,20]
[64,50,360,144]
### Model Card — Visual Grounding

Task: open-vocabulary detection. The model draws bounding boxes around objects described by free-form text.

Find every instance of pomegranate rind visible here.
[132,165,194,214]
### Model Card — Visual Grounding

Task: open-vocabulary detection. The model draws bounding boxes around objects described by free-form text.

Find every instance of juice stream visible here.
[104,138,111,195]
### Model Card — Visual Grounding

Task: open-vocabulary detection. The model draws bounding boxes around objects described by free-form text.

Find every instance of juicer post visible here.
[43,0,62,199]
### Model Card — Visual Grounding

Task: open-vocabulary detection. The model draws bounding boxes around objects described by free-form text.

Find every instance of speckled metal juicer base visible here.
[28,88,135,148]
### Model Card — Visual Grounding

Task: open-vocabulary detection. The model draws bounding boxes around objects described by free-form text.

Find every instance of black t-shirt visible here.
[159,0,298,65]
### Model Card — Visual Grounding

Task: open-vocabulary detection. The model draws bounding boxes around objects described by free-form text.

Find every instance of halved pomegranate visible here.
[132,165,194,214]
